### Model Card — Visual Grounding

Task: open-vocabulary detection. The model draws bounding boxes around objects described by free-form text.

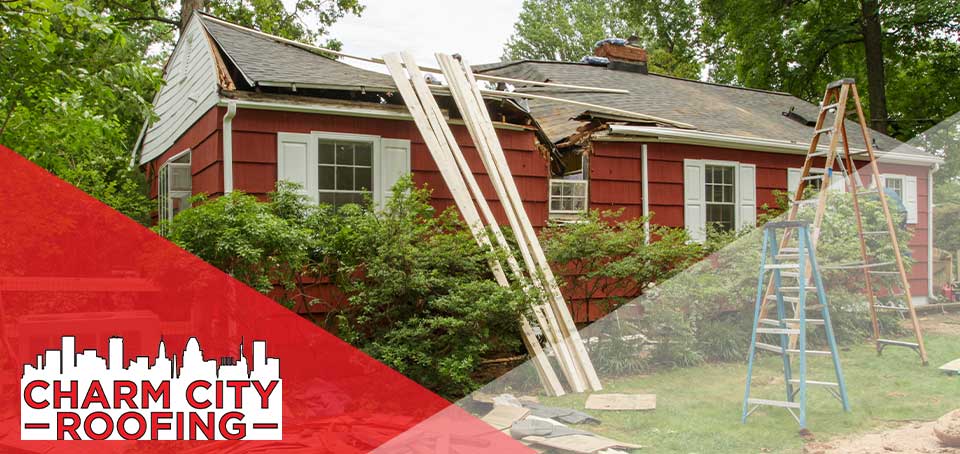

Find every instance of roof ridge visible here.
[482,59,794,97]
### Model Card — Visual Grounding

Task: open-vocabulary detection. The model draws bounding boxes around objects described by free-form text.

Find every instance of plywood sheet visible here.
[939,358,960,375]
[585,393,656,411]
[524,434,641,453]
[481,405,530,431]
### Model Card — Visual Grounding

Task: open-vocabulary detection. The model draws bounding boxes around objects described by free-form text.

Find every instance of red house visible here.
[134,13,943,308]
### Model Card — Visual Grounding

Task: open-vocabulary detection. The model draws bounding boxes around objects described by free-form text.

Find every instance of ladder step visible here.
[747,398,801,409]
[814,127,834,135]
[759,318,782,326]
[791,199,817,207]
[766,295,804,304]
[757,327,801,335]
[765,263,800,270]
[875,305,907,311]
[781,272,801,279]
[877,339,918,348]
[754,343,832,356]
[862,230,888,235]
[780,248,799,254]
[780,286,817,292]
[788,379,839,387]
[802,174,825,181]
[826,78,855,90]
[869,271,900,275]
[820,103,840,112]
[783,318,824,325]
[821,261,894,270]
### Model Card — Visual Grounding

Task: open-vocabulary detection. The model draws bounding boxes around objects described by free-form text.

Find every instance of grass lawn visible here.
[541,313,960,453]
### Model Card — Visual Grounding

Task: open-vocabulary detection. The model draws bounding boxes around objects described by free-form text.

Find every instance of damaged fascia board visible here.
[604,125,943,165]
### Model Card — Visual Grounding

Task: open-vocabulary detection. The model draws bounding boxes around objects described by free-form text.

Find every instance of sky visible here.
[325,0,525,73]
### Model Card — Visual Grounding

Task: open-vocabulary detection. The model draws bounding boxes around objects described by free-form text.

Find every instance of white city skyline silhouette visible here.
[22,336,280,381]
[21,336,282,441]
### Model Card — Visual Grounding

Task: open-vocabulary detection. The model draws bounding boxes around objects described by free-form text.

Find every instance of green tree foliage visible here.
[700,0,960,139]
[503,0,631,62]
[1,0,163,222]
[203,0,363,49]
[503,0,703,78]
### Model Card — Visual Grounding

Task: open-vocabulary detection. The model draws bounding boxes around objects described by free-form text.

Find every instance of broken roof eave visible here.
[603,125,943,166]
[254,80,394,93]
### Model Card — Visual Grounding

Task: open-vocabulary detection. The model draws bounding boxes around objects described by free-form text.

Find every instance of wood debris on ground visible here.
[939,358,960,375]
[585,393,656,411]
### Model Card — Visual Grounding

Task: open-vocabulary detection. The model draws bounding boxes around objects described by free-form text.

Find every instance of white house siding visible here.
[139,16,220,164]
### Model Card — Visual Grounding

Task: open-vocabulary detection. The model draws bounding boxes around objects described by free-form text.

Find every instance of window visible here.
[158,151,192,222]
[884,175,904,199]
[705,165,736,232]
[317,139,374,208]
[277,132,410,210]
[549,179,588,214]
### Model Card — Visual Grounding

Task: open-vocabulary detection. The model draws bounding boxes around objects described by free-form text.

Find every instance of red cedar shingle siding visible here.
[590,140,930,296]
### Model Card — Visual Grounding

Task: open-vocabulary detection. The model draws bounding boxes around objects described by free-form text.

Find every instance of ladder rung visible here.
[874,305,907,311]
[804,304,825,311]
[766,295,803,304]
[877,339,918,348]
[779,286,817,292]
[776,254,799,260]
[821,261,894,270]
[801,174,825,181]
[791,199,817,207]
[780,248,799,254]
[855,189,880,196]
[747,398,800,409]
[765,263,800,270]
[788,379,839,387]
[820,103,840,112]
[754,343,831,356]
[862,230,889,235]
[759,318,782,326]
[869,271,900,275]
[757,327,801,335]
[781,272,801,279]
[783,318,824,325]
[814,127,834,135]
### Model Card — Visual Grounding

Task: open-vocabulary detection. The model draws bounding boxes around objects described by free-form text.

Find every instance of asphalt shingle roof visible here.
[475,60,918,155]
[199,14,395,91]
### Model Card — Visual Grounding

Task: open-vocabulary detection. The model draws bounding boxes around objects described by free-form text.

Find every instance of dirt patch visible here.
[804,410,960,453]
[918,312,960,336]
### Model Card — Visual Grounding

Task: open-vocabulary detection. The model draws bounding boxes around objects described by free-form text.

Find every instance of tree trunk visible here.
[180,0,205,32]
[861,0,888,134]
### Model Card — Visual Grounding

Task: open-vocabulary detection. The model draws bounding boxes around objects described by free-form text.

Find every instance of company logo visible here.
[21,336,282,440]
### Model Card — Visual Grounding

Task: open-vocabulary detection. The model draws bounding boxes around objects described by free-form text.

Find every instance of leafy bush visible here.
[541,210,702,321]
[163,178,529,398]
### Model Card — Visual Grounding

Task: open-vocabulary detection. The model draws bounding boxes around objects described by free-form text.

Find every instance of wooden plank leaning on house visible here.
[395,52,587,393]
[436,52,603,391]
[382,53,567,396]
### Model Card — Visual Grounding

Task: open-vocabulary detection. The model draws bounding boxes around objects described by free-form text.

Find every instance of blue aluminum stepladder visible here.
[742,220,850,429]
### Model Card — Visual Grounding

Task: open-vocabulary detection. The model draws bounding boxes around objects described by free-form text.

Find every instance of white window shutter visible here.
[904,175,918,224]
[787,168,802,195]
[738,163,757,229]
[379,138,411,207]
[683,159,706,242]
[277,132,316,203]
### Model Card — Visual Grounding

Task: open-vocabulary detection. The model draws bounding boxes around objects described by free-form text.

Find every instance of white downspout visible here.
[223,100,237,194]
[641,143,650,243]
[929,163,939,300]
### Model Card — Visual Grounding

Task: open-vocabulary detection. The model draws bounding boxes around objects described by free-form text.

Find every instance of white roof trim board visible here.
[605,125,942,166]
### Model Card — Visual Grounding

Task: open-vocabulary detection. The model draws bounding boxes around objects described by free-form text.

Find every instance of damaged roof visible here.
[475,60,925,157]
[198,13,395,92]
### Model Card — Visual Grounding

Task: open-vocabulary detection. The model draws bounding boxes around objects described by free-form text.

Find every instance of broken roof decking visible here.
[476,60,924,157]
[199,14,395,92]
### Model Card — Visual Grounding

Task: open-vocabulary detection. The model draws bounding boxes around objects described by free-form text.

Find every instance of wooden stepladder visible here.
[743,221,850,429]
[758,78,928,365]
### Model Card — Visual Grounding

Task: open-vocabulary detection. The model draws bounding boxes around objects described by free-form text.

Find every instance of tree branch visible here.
[114,15,179,26]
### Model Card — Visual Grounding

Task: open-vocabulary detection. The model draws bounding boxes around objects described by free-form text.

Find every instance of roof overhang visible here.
[603,125,943,166]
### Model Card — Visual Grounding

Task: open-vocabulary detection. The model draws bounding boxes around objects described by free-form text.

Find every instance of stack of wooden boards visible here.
[382,51,601,396]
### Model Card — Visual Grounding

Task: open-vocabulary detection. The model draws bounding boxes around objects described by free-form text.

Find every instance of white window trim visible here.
[310,131,383,207]
[549,179,589,216]
[684,159,756,242]
[704,160,739,231]
[277,131,411,210]
[158,148,192,223]
[880,173,918,224]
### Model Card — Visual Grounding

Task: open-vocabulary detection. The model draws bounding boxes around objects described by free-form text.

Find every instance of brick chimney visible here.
[594,37,648,74]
